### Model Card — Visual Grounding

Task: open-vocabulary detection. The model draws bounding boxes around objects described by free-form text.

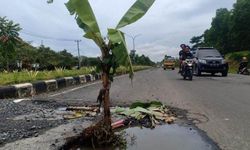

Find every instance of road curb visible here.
[0,86,18,99]
[32,81,47,94]
[0,73,102,99]
[14,83,34,98]
[0,67,152,99]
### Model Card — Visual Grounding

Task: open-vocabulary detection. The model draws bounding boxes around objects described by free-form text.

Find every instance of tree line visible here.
[190,0,250,54]
[0,16,155,71]
[130,53,155,66]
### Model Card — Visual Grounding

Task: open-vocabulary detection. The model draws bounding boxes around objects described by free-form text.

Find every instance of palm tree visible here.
[0,16,21,71]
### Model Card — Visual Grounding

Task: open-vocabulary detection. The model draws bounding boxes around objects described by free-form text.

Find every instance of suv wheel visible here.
[196,66,201,76]
[222,71,228,77]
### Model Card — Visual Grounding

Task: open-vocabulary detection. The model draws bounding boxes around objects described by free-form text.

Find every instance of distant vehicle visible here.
[163,57,175,70]
[194,47,228,76]
[181,58,194,80]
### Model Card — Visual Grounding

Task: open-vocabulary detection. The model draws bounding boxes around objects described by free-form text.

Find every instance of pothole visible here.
[61,124,219,150]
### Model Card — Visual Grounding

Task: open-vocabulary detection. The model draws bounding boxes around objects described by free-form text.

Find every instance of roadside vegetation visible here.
[0,38,154,72]
[225,51,250,73]
[190,0,250,53]
[190,0,250,73]
[0,17,154,86]
[0,65,151,85]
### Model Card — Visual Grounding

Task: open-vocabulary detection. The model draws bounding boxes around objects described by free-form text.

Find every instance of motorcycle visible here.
[181,59,194,80]
[238,67,250,75]
[238,62,249,75]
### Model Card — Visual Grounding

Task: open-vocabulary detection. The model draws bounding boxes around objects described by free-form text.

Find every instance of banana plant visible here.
[49,0,155,127]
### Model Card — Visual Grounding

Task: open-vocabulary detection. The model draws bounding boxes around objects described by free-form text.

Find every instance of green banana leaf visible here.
[116,0,155,29]
[65,0,104,46]
[130,101,163,109]
[108,28,134,79]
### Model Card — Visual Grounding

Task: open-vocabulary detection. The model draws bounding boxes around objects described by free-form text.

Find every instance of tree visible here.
[0,17,21,71]
[191,0,250,54]
[58,49,77,69]
[203,8,232,54]
[190,35,204,49]
[231,0,250,51]
[49,0,155,132]
[15,41,38,70]
[130,51,155,66]
[36,45,61,70]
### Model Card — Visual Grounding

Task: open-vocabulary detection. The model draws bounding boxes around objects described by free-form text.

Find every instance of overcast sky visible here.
[0,0,236,62]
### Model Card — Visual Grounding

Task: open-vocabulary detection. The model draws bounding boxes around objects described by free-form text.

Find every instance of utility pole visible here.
[75,40,81,69]
[125,34,141,64]
[126,34,141,51]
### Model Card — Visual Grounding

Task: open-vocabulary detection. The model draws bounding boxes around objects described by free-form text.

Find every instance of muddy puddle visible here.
[72,124,219,150]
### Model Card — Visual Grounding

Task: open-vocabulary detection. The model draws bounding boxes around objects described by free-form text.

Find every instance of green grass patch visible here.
[0,66,151,85]
[225,51,250,61]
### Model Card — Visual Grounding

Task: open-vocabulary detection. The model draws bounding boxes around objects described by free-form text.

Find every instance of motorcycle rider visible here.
[238,57,249,74]
[178,44,186,73]
[179,45,194,73]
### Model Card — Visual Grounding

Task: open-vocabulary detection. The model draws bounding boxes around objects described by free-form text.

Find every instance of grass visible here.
[225,51,250,73]
[0,66,151,85]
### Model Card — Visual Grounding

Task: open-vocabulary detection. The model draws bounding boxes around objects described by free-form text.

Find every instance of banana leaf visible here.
[112,105,175,126]
[130,101,163,109]
[108,28,134,79]
[65,0,104,46]
[116,0,155,29]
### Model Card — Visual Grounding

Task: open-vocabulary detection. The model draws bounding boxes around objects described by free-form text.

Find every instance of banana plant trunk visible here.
[101,49,112,127]
[102,71,111,126]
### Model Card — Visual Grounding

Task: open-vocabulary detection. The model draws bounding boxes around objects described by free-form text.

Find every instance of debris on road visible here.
[111,119,126,129]
[61,101,177,149]
[62,106,99,119]
[66,106,99,112]
[111,101,176,129]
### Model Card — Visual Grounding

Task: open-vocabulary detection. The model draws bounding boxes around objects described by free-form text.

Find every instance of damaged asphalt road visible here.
[1,68,250,150]
[0,99,66,145]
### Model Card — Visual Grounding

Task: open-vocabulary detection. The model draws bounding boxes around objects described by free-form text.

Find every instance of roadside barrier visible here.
[0,73,102,99]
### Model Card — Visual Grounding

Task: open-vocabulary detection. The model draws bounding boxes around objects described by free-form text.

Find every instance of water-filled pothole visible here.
[69,124,219,150]
[124,125,218,150]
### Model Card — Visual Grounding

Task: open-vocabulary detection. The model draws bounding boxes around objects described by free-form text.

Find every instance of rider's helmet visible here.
[180,44,186,49]
[242,57,248,62]
[184,45,190,52]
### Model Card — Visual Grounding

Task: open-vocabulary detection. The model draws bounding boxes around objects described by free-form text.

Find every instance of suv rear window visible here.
[167,57,175,61]
[197,49,222,58]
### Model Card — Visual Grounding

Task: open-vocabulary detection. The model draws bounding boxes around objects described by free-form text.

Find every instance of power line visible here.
[20,30,78,42]
[20,31,86,57]
[19,30,98,57]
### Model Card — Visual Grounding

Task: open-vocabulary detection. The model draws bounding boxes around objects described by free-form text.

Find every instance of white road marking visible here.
[48,74,127,97]
[49,81,102,97]
[13,98,31,103]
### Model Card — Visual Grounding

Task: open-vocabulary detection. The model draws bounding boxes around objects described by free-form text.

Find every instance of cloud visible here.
[0,0,236,62]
